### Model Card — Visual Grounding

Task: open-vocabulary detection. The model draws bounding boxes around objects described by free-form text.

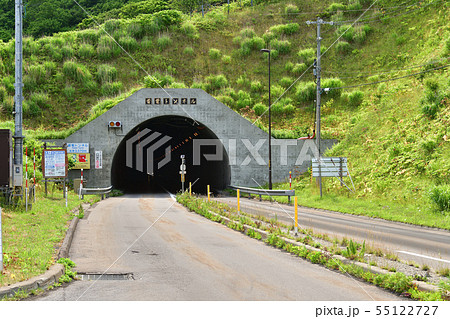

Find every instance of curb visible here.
[204,209,441,294]
[0,212,81,300]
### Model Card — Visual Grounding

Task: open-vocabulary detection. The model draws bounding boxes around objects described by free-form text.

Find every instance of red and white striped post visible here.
[289,171,292,190]
[33,148,36,202]
[79,169,83,199]
[25,147,28,211]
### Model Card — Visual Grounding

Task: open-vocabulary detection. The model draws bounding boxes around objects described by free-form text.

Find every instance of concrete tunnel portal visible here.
[111,115,231,194]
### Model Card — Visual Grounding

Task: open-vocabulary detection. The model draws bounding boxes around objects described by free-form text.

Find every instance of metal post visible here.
[306,18,333,198]
[316,19,322,198]
[13,0,24,187]
[294,196,298,235]
[65,187,68,208]
[260,48,272,190]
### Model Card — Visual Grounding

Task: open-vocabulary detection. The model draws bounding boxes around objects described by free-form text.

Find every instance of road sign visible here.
[180,164,186,171]
[312,157,348,177]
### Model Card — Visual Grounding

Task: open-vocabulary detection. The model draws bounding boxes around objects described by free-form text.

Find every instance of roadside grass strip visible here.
[177,192,450,301]
[0,188,99,289]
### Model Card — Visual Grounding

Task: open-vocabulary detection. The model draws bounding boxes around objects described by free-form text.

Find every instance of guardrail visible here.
[229,185,295,203]
[79,186,113,200]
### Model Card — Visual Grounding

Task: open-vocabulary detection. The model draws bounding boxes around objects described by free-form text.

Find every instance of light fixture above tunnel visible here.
[108,121,122,128]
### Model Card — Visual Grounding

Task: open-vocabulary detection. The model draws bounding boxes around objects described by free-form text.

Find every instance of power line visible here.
[322,57,450,79]
[326,64,450,91]
[334,0,442,25]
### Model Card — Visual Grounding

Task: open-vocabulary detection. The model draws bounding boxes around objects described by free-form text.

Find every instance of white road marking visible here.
[169,193,177,201]
[397,251,450,264]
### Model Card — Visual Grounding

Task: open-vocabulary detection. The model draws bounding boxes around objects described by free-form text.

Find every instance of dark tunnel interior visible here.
[111,116,231,194]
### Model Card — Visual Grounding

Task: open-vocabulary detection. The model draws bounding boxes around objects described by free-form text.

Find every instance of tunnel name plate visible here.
[145,98,197,105]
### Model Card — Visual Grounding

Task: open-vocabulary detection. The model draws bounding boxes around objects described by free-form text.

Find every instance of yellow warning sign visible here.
[70,153,90,169]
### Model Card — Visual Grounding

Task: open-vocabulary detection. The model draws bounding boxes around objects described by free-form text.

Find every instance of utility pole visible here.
[14,0,24,189]
[306,18,333,197]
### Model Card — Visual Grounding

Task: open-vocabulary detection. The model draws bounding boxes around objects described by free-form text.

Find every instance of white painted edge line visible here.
[397,250,450,264]
[169,193,177,201]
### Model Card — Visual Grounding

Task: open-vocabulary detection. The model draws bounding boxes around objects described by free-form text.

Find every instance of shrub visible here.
[143,72,174,88]
[61,45,74,59]
[239,37,265,56]
[217,95,235,108]
[240,27,256,38]
[101,81,123,96]
[118,35,138,52]
[337,25,355,42]
[250,80,262,92]
[27,64,46,85]
[322,78,344,98]
[221,55,231,64]
[253,103,267,116]
[235,90,252,109]
[157,35,172,50]
[209,48,221,59]
[279,77,293,88]
[97,35,121,59]
[0,85,6,103]
[96,64,118,84]
[127,22,144,39]
[183,46,194,55]
[78,43,95,59]
[153,10,183,27]
[429,185,450,212]
[270,39,291,54]
[63,61,96,90]
[292,63,308,75]
[327,2,347,13]
[269,23,299,35]
[141,36,153,49]
[285,4,299,15]
[336,41,351,54]
[296,81,316,102]
[342,90,364,107]
[181,20,199,39]
[298,48,315,64]
[285,62,294,72]
[206,74,228,91]
[77,29,99,45]
[24,92,50,117]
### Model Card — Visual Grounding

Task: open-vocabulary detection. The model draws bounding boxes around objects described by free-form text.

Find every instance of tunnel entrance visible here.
[111,116,231,194]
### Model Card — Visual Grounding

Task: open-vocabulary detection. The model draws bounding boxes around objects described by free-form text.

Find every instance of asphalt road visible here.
[34,193,404,301]
[215,196,450,270]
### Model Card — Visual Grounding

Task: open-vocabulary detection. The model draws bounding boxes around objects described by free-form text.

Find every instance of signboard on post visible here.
[69,153,90,170]
[312,157,348,178]
[95,151,103,169]
[42,149,68,178]
[67,143,89,154]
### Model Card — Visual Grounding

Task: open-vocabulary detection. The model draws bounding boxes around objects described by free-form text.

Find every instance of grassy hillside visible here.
[0,0,449,220]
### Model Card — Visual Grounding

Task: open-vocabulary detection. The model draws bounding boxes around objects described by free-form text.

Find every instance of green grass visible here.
[0,188,99,287]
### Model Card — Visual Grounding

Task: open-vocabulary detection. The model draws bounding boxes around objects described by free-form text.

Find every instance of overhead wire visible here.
[321,56,450,79]
[326,63,450,91]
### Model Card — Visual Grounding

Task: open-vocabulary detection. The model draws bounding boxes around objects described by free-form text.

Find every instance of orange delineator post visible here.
[207,185,210,202]
[237,189,240,213]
